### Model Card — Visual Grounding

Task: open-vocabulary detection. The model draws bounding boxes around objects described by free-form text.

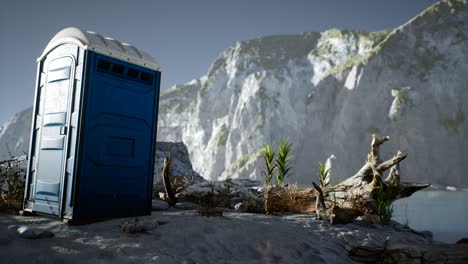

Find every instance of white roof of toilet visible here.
[39,27,160,71]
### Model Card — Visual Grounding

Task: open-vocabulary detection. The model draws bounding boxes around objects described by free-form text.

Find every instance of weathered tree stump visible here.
[312,182,362,224]
[265,135,430,218]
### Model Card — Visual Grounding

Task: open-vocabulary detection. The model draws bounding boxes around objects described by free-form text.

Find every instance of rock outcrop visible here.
[0,108,32,161]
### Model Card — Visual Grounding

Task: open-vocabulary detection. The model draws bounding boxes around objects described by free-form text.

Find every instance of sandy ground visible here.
[0,210,433,264]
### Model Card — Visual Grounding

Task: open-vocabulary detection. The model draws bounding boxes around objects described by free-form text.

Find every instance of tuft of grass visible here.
[375,185,393,225]
[262,143,277,186]
[275,139,294,187]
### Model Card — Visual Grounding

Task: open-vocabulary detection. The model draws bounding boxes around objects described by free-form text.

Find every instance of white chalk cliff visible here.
[157,0,468,186]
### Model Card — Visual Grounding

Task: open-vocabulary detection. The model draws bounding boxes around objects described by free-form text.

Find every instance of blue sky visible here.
[0,0,436,124]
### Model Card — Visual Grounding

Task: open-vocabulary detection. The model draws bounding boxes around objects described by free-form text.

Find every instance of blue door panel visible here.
[74,52,159,218]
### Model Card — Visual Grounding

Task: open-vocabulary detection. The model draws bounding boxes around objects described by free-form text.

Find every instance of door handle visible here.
[60,126,68,135]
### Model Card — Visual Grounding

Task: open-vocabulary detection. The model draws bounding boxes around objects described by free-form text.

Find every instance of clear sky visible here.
[0,0,437,125]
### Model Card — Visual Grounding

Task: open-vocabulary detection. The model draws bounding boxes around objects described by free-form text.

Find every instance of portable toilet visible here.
[23,27,161,221]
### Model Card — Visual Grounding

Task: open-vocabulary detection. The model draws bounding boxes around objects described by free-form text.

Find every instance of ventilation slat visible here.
[41,136,65,150]
[96,58,154,86]
[48,66,70,83]
[43,112,67,126]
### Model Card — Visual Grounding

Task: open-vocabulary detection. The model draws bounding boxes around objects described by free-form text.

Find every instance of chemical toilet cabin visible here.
[23,27,161,220]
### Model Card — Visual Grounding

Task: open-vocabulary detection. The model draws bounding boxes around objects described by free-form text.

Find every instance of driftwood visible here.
[162,155,177,206]
[349,240,468,264]
[312,182,362,225]
[265,135,430,218]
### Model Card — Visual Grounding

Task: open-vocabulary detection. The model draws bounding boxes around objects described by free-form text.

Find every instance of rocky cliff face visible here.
[1,0,467,186]
[157,0,468,186]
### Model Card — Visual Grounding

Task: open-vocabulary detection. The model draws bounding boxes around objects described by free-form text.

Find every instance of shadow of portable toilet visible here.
[22,27,161,222]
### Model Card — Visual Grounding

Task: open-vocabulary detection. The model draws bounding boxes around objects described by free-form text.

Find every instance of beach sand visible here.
[0,210,433,263]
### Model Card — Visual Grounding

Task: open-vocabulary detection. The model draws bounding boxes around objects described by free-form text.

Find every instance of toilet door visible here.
[31,56,75,215]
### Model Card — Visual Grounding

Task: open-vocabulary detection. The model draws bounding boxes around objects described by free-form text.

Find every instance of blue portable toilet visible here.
[23,28,161,220]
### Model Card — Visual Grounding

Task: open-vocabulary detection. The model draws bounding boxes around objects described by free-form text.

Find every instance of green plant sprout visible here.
[275,139,294,187]
[262,143,277,185]
[317,162,331,188]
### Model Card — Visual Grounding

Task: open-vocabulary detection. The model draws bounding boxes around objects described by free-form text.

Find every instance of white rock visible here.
[17,226,54,239]
[446,186,457,191]
[234,203,243,211]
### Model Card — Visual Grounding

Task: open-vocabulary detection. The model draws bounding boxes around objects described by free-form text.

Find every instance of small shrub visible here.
[275,139,293,187]
[261,143,277,186]
[375,185,393,225]
[220,177,233,193]
[0,157,26,212]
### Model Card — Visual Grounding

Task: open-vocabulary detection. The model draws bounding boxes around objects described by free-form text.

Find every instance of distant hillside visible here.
[0,107,32,160]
